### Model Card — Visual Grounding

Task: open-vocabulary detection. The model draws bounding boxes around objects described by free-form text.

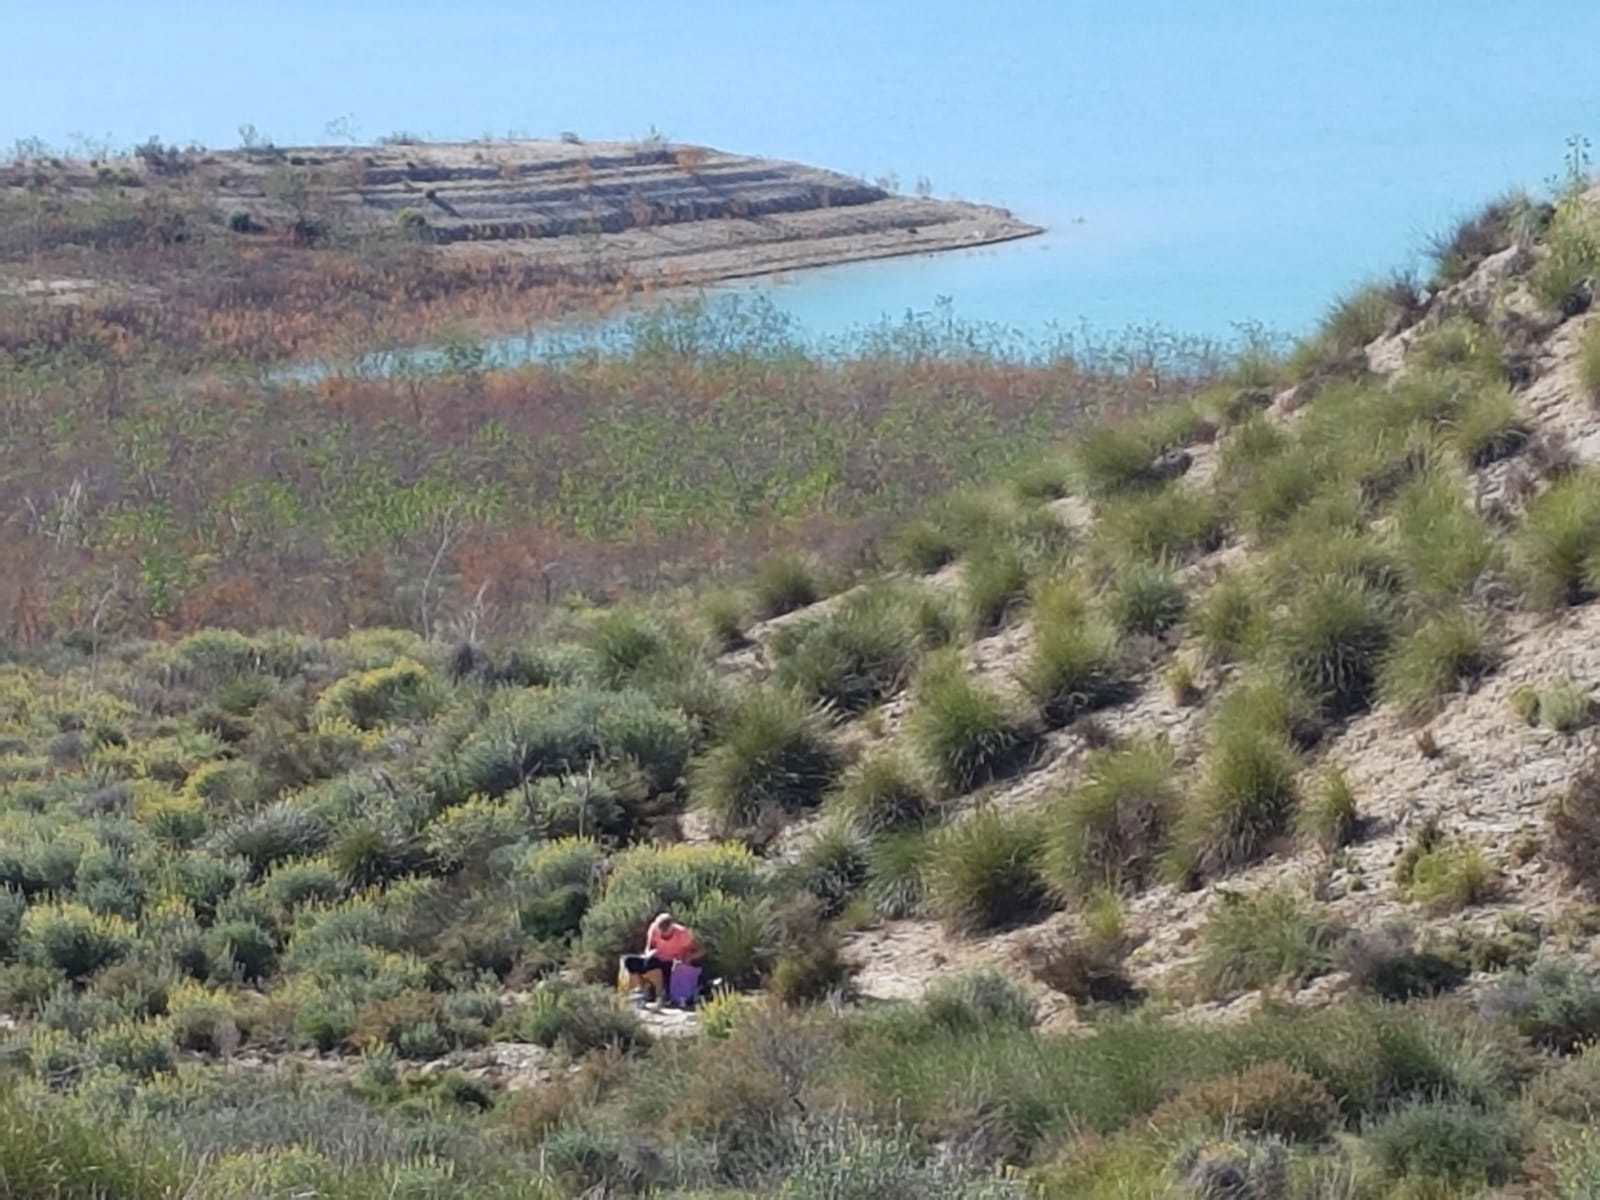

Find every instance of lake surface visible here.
[19,1,1600,348]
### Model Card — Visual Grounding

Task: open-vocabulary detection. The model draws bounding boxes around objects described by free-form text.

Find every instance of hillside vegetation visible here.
[5,147,1600,1198]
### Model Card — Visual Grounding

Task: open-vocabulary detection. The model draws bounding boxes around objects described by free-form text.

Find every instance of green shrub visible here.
[1411,316,1505,379]
[699,587,749,650]
[422,795,525,871]
[752,553,823,618]
[865,831,930,919]
[1018,616,1125,727]
[1540,678,1595,733]
[1320,281,1398,354]
[1269,575,1393,717]
[1043,740,1176,898]
[923,968,1037,1032]
[1009,453,1074,501]
[0,887,23,959]
[891,517,960,574]
[1150,1061,1340,1142]
[789,822,868,918]
[1451,383,1528,466]
[1106,561,1186,635]
[0,1084,181,1199]
[1379,609,1498,720]
[1404,840,1497,914]
[1169,718,1299,882]
[211,801,330,880]
[924,807,1051,933]
[769,936,850,1005]
[1195,889,1339,998]
[446,685,693,798]
[1531,194,1600,311]
[208,919,277,982]
[1337,922,1467,1001]
[963,545,1030,632]
[907,653,1032,793]
[1071,422,1158,497]
[1094,484,1226,564]
[1481,959,1600,1052]
[1296,767,1358,854]
[89,1018,176,1078]
[776,1118,1018,1199]
[583,607,675,686]
[831,751,930,835]
[1193,572,1265,665]
[1515,469,1600,606]
[294,995,356,1052]
[1363,1099,1520,1186]
[691,688,839,834]
[774,586,918,715]
[313,659,439,730]
[18,902,133,979]
[509,980,646,1056]
[1390,471,1499,599]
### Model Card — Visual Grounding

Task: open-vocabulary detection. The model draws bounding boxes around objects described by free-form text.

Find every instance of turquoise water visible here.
[14,1,1600,342]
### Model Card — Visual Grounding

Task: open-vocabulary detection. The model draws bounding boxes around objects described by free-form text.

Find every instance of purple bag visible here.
[667,963,702,1007]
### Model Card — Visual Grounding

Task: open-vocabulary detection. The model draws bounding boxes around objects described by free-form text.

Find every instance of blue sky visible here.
[10,2,1600,336]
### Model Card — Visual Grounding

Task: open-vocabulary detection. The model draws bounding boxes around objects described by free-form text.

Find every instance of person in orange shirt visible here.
[619,912,704,1006]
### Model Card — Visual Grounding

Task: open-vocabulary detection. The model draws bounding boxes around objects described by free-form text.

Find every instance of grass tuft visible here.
[1195,888,1339,999]
[1515,471,1600,606]
[1106,561,1187,636]
[751,553,825,619]
[1042,739,1177,898]
[690,688,840,835]
[907,652,1033,793]
[1581,319,1600,406]
[924,807,1052,933]
[1379,608,1499,721]
[1269,575,1394,717]
[1296,767,1358,854]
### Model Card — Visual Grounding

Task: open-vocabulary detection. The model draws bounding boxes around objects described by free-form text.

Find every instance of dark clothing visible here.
[622,953,672,997]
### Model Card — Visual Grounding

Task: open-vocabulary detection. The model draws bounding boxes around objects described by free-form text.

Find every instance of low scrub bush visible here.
[1150,1061,1340,1142]
[1169,714,1299,882]
[18,902,133,980]
[1296,767,1359,856]
[1269,575,1394,717]
[697,587,749,650]
[1427,190,1536,285]
[1192,571,1265,665]
[907,653,1032,793]
[1451,383,1528,466]
[1402,838,1498,915]
[1337,921,1468,1001]
[690,687,839,835]
[506,980,647,1056]
[1018,616,1126,727]
[1480,958,1600,1053]
[1071,422,1160,497]
[1094,485,1226,563]
[1538,678,1595,733]
[963,544,1030,632]
[1530,193,1600,312]
[1514,469,1600,606]
[890,517,961,574]
[1018,917,1138,1006]
[312,659,440,730]
[1195,888,1339,999]
[1390,472,1499,599]
[773,586,918,715]
[865,831,930,919]
[1362,1099,1521,1187]
[1042,739,1176,898]
[1379,608,1498,720]
[1411,315,1505,379]
[752,553,824,619]
[924,808,1051,933]
[1106,561,1186,635]
[787,821,867,918]
[922,968,1038,1033]
[831,750,930,835]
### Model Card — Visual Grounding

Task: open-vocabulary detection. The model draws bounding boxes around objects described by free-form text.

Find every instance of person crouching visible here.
[618,911,703,1008]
